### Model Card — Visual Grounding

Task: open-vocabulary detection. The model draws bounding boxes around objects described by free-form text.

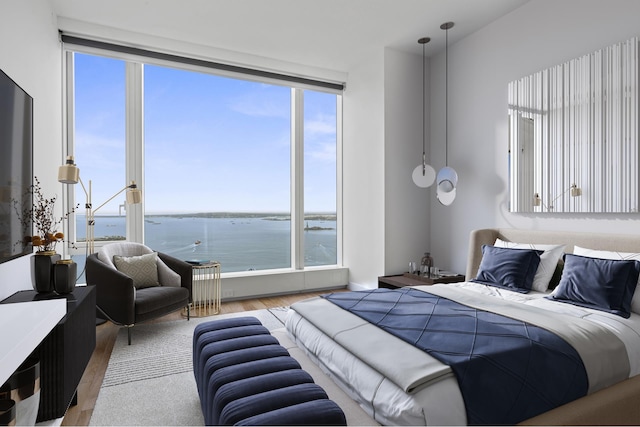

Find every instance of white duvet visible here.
[285,282,640,425]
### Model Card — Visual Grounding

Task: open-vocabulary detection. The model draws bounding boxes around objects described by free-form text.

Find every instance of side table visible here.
[188,261,221,317]
[0,286,96,422]
[378,273,465,289]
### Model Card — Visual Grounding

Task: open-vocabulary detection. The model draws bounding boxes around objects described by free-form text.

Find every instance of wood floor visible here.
[61,290,338,426]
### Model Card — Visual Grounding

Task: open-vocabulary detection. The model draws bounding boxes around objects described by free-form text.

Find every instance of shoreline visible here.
[87,212,337,221]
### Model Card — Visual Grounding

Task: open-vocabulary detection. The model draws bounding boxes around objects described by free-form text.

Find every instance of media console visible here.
[0,286,96,421]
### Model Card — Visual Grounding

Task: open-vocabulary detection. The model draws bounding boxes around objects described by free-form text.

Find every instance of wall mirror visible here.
[508,37,639,213]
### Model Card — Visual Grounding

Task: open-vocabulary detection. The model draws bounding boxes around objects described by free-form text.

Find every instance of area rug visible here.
[89,308,287,426]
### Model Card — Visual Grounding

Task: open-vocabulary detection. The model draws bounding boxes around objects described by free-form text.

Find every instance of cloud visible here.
[305,113,336,136]
[306,140,336,162]
[229,91,290,119]
[305,112,336,162]
[74,130,125,171]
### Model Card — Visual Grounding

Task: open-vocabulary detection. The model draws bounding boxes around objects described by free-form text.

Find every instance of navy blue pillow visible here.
[547,254,640,318]
[472,245,542,293]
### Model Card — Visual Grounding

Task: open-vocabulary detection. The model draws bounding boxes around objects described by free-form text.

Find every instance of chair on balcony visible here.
[86,242,192,344]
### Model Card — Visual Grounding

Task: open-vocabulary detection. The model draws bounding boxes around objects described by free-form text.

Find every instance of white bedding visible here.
[285,282,640,425]
[287,305,467,425]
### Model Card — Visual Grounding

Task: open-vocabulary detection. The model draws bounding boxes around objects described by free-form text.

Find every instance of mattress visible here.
[285,282,640,425]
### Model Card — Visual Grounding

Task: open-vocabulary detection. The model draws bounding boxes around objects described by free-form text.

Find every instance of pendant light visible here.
[436,21,458,206]
[412,37,436,188]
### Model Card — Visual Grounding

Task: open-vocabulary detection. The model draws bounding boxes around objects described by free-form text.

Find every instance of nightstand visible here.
[378,273,465,289]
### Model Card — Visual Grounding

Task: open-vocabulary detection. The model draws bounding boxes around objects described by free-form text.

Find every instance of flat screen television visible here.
[0,68,33,264]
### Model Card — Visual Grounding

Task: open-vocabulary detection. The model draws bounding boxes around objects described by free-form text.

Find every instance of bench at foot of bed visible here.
[193,316,347,426]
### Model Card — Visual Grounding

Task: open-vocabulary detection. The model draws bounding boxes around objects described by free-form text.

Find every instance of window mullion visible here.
[291,88,304,270]
[126,62,144,243]
[336,94,344,266]
[63,51,80,256]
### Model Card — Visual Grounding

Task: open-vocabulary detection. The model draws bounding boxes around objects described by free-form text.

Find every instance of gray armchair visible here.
[86,242,192,344]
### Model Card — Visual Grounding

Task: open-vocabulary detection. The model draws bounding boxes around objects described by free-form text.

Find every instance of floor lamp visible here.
[58,156,142,254]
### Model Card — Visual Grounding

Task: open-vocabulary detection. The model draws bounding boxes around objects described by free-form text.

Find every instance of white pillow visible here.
[573,246,640,314]
[494,238,566,292]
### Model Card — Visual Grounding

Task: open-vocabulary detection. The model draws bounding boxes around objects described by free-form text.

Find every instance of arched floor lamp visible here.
[58,156,142,254]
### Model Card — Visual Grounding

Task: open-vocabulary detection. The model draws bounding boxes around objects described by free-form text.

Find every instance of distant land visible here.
[144,212,336,221]
[81,212,337,241]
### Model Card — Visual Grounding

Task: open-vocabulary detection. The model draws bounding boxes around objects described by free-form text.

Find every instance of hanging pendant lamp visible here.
[437,21,458,206]
[412,37,436,188]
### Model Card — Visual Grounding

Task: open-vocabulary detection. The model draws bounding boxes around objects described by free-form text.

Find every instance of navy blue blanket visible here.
[323,288,588,425]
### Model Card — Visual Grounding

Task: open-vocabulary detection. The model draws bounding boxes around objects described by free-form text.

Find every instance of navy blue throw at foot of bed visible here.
[192,316,347,426]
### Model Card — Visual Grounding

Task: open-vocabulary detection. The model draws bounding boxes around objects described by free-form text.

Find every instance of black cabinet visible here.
[1,286,96,421]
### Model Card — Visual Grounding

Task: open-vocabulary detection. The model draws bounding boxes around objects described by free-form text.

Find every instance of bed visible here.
[285,228,640,425]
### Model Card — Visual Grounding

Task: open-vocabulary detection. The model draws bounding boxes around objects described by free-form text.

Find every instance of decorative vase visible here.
[53,259,77,294]
[32,251,60,293]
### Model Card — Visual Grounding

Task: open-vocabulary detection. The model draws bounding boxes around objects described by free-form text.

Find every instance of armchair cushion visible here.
[135,286,190,322]
[113,252,160,289]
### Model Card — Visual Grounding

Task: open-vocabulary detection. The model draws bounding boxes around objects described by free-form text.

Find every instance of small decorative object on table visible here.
[53,259,77,294]
[420,252,434,277]
[32,251,61,293]
[13,177,77,293]
[408,261,418,275]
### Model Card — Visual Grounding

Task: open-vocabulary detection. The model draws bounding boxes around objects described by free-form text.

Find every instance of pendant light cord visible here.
[445,24,449,167]
[440,21,454,167]
[422,40,426,171]
[418,36,430,175]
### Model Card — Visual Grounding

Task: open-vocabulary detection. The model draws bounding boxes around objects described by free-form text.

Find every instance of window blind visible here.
[61,34,344,92]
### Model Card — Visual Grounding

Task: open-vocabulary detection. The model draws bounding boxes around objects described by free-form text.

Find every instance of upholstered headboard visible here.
[466,228,640,280]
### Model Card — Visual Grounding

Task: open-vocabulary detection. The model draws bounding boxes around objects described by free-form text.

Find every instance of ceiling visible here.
[51,0,528,72]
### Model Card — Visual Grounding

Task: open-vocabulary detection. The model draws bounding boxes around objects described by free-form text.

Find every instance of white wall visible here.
[0,0,62,301]
[342,47,433,289]
[384,48,432,276]
[342,50,386,289]
[429,0,640,276]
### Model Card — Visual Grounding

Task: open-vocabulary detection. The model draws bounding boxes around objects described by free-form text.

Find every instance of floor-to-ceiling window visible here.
[143,65,292,271]
[63,45,341,281]
[303,90,338,267]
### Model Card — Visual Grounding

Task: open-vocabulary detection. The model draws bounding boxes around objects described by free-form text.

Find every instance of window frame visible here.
[62,44,343,276]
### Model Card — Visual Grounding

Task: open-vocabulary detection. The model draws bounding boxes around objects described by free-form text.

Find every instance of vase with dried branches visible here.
[14,177,77,292]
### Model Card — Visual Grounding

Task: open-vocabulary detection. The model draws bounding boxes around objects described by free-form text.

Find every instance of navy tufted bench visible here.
[193,316,347,426]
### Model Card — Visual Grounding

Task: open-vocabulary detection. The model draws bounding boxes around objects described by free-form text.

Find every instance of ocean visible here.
[75,214,337,273]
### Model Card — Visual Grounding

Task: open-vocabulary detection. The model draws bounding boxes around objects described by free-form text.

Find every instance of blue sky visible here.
[74,53,337,215]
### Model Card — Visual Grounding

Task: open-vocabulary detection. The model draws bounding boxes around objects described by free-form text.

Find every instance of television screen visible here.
[0,68,33,263]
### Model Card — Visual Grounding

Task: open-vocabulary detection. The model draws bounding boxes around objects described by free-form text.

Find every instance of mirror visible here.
[509,37,639,213]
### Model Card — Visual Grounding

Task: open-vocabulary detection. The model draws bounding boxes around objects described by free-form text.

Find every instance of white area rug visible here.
[89,309,285,426]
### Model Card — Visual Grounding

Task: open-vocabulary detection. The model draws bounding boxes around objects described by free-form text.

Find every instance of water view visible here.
[75,213,337,273]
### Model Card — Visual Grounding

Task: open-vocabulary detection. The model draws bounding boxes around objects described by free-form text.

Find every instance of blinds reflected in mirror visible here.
[509,37,639,213]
